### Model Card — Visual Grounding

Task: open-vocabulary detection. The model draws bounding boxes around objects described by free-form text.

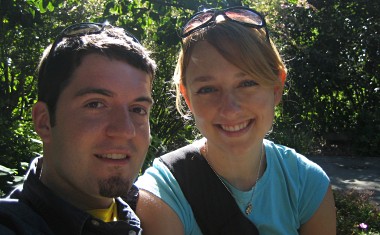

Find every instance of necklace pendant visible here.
[245,203,253,215]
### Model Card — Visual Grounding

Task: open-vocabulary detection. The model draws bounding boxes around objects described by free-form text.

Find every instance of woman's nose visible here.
[218,93,241,118]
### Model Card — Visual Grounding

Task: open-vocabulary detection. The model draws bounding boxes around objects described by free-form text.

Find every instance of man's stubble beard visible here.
[98,176,132,198]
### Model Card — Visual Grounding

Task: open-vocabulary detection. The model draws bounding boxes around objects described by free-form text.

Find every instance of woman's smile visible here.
[218,119,252,132]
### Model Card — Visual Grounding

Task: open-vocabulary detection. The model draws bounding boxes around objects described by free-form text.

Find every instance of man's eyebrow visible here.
[75,87,154,104]
[75,88,113,97]
[136,96,154,105]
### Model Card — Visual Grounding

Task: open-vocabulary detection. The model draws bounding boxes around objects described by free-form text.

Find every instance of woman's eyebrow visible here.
[189,76,214,85]
[189,72,248,85]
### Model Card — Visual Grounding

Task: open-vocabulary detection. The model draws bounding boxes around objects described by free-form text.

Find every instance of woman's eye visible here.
[196,86,216,94]
[85,101,105,109]
[131,107,148,115]
[240,80,258,87]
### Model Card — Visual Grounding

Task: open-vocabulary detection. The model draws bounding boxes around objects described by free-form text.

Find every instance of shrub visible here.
[335,189,380,234]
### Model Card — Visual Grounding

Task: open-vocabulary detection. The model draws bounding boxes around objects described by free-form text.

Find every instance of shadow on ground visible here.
[308,156,380,208]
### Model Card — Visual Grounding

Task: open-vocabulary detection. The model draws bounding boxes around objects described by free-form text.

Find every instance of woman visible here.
[135,6,336,235]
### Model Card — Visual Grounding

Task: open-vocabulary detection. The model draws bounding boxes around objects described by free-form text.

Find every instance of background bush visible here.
[335,190,380,234]
[1,3,379,233]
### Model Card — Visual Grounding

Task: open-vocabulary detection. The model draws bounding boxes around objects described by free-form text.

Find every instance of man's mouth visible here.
[95,154,129,160]
[220,120,251,132]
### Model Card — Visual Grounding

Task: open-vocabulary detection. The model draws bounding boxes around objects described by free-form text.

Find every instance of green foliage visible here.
[335,189,380,235]
[0,0,379,196]
[268,110,318,154]
[274,0,380,156]
[0,0,45,191]
[0,164,27,197]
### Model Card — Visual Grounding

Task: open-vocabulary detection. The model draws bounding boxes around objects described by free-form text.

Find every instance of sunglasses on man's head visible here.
[41,22,140,82]
[180,6,270,41]
[46,22,140,62]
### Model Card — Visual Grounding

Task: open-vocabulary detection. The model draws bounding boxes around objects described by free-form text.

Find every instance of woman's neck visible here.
[201,140,266,191]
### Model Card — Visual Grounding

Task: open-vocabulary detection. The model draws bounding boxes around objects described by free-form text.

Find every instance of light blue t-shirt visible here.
[136,139,330,235]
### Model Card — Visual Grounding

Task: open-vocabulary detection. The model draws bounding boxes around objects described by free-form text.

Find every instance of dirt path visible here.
[309,156,380,208]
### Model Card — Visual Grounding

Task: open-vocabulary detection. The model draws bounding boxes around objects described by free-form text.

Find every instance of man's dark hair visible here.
[37,24,156,126]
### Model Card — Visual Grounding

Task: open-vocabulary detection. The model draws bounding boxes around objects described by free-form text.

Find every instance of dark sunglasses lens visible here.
[225,9,263,26]
[64,24,103,36]
[183,12,214,35]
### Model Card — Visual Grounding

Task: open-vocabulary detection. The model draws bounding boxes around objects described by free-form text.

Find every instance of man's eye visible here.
[240,80,258,87]
[196,86,216,94]
[85,101,105,109]
[131,107,148,115]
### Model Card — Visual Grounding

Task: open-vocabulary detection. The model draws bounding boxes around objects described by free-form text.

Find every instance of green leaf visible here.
[0,165,16,176]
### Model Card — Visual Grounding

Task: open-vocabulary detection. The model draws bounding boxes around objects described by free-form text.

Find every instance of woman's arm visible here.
[299,185,336,235]
[136,190,185,235]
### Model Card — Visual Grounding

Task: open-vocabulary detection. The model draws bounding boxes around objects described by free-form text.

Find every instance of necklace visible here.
[201,142,264,215]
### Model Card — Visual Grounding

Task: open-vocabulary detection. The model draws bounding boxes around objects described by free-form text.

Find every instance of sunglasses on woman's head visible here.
[180,6,270,41]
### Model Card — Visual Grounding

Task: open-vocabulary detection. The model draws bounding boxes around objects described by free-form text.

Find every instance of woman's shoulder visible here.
[264,139,300,158]
[264,139,328,179]
[136,141,202,235]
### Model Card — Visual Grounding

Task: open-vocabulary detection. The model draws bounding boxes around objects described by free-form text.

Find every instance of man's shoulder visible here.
[0,198,26,213]
[0,199,53,235]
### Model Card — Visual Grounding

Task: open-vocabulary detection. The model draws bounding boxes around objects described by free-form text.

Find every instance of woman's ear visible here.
[32,101,52,143]
[274,85,284,105]
[274,69,287,105]
[279,68,287,86]
[179,83,192,111]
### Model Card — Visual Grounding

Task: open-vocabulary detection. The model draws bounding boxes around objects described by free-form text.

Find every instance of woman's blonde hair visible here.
[173,20,287,117]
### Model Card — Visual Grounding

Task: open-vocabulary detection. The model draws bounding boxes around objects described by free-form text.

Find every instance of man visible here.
[0,22,156,234]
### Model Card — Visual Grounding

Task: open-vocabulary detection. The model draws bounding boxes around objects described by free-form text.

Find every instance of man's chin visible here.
[98,177,131,198]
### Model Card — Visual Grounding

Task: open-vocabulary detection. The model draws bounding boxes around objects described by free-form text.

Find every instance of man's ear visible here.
[179,83,192,111]
[32,101,52,143]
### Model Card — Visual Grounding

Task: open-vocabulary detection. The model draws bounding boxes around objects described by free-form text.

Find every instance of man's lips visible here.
[95,154,130,160]
[219,120,251,132]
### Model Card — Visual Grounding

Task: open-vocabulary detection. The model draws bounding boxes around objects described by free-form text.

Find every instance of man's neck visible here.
[39,169,114,211]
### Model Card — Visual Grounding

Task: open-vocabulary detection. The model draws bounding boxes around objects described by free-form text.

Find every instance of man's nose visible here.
[106,107,136,138]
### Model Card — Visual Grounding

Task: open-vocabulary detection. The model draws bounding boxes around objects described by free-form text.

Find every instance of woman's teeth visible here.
[221,120,249,132]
